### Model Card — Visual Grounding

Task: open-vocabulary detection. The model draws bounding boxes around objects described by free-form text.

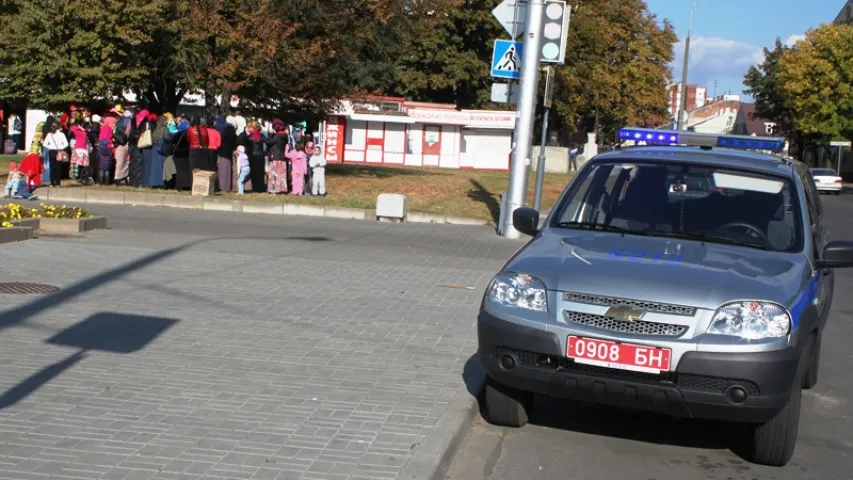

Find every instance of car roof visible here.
[593,146,799,179]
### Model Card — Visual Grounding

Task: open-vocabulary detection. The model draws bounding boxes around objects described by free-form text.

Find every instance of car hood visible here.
[504,229,809,310]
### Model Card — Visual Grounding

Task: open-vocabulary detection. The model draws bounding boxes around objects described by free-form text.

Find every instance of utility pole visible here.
[676,0,700,131]
[501,0,545,239]
[533,66,554,212]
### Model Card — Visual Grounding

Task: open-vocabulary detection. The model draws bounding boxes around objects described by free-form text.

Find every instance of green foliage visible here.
[0,0,676,134]
[777,24,853,142]
[394,0,506,108]
[553,0,676,142]
[0,0,162,107]
[743,39,795,138]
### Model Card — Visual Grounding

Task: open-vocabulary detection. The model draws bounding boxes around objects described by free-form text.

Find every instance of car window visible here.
[553,161,803,253]
[799,171,821,227]
[810,169,837,176]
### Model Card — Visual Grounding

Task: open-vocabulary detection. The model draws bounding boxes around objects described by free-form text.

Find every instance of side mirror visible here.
[512,207,540,237]
[816,241,853,269]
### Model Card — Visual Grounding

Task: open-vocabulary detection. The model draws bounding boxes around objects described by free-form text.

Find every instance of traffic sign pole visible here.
[533,66,555,212]
[533,107,549,212]
[501,0,545,239]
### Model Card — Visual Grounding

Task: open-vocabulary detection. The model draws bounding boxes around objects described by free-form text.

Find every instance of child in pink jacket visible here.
[286,142,308,196]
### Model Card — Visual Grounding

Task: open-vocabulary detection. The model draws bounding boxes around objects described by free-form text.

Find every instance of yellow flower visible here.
[1,222,12,228]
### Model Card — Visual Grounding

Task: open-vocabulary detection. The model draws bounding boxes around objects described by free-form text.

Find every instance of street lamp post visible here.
[675,0,700,131]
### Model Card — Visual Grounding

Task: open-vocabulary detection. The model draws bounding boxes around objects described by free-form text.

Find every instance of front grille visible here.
[563,292,696,316]
[492,347,760,395]
[563,311,688,337]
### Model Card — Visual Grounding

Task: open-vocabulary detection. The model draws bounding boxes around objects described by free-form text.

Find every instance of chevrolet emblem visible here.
[605,306,646,322]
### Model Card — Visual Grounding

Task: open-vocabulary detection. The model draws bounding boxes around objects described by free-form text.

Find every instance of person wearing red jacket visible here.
[186,115,212,172]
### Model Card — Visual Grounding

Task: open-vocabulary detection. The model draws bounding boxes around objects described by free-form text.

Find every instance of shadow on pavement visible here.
[0,234,332,333]
[0,312,178,409]
[467,180,501,225]
[466,351,753,461]
[463,354,487,400]
[0,234,332,408]
[527,396,742,451]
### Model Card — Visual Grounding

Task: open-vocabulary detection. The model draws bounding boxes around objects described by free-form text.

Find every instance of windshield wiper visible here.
[557,222,652,236]
[648,231,769,250]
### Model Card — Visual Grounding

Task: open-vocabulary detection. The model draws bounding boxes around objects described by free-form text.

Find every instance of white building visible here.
[320,98,515,170]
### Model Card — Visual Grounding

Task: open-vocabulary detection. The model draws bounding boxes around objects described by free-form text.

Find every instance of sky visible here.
[644,0,847,102]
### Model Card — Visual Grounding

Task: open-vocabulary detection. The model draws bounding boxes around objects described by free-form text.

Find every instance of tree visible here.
[777,24,853,143]
[552,0,676,143]
[743,39,796,139]
[0,0,164,107]
[394,0,505,109]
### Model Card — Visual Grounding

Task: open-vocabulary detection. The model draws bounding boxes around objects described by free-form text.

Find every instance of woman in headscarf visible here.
[171,118,192,191]
[237,120,266,193]
[142,113,165,188]
[128,108,150,187]
[186,114,211,173]
[113,109,133,185]
[160,113,177,186]
[215,115,236,191]
[205,117,221,175]
[264,119,289,194]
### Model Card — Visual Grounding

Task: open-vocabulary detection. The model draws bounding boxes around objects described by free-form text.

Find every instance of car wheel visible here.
[802,333,822,390]
[482,376,533,428]
[745,376,802,467]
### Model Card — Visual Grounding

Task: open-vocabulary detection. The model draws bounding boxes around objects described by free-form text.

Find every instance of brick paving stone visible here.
[0,203,523,479]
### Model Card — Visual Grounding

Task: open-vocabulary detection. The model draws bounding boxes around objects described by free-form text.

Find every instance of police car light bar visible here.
[616,128,786,152]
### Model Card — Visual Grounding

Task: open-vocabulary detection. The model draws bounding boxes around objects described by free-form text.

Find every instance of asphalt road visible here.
[447,192,853,480]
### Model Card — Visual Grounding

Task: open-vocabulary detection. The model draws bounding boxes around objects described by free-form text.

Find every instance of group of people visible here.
[7,105,329,199]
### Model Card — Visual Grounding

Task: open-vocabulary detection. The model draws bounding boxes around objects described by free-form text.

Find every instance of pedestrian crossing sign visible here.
[491,39,523,80]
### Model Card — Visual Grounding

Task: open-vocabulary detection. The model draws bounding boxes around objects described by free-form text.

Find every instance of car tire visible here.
[745,376,802,467]
[802,333,822,390]
[483,376,532,428]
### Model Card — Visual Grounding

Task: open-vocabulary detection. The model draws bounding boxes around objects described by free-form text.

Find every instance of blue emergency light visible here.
[616,128,786,152]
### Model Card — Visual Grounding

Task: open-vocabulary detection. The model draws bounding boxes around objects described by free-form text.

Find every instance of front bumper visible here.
[478,311,802,424]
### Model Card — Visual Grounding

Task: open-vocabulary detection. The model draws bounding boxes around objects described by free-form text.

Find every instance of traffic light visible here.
[539,0,571,64]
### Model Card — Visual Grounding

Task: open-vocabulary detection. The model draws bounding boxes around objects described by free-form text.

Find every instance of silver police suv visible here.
[478,129,853,467]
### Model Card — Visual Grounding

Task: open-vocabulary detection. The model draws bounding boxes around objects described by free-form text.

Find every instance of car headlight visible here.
[707,302,791,339]
[487,272,547,312]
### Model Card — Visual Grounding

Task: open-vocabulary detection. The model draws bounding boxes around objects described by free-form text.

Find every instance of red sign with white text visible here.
[567,336,671,374]
[324,116,347,163]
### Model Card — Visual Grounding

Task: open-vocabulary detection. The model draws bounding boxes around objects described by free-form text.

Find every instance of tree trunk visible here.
[221,87,232,116]
[204,83,216,121]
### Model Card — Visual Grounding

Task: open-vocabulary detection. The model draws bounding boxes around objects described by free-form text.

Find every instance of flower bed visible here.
[0,203,91,227]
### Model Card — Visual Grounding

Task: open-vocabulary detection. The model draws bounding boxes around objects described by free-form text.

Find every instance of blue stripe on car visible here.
[610,249,684,263]
[789,272,820,330]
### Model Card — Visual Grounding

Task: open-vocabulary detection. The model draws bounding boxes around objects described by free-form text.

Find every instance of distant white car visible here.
[809,168,843,194]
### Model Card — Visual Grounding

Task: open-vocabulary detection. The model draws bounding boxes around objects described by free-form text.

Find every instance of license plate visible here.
[567,336,672,374]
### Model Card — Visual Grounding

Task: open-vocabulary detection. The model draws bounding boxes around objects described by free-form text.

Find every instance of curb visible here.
[37,187,491,227]
[397,358,486,480]
[0,226,34,244]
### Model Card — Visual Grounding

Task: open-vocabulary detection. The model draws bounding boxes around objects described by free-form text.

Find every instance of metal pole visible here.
[507,0,523,106]
[501,0,544,238]
[838,147,843,174]
[676,0,699,131]
[533,107,549,211]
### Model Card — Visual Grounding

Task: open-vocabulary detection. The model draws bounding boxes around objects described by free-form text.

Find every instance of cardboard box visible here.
[192,170,218,196]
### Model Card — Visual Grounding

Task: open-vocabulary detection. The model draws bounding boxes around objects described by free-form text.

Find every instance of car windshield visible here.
[553,161,803,253]
[810,169,837,176]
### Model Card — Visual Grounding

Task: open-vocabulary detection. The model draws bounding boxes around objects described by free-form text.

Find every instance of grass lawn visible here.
[46,163,574,221]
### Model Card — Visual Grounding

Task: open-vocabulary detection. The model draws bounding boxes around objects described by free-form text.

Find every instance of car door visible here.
[798,166,833,324]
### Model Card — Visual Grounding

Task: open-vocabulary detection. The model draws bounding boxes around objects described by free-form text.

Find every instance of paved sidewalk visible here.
[0,205,521,480]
